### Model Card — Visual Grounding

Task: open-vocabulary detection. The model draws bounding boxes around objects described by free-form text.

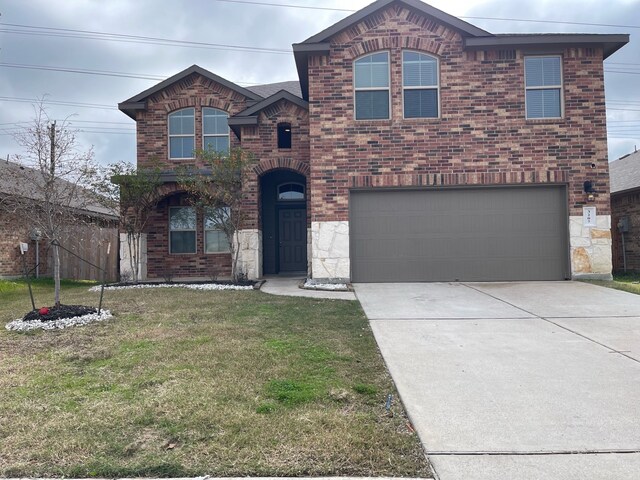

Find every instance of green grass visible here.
[0,279,431,478]
[583,272,640,295]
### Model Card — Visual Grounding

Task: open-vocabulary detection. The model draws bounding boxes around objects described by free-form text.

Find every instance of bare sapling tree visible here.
[97,160,162,283]
[4,101,99,307]
[178,147,253,282]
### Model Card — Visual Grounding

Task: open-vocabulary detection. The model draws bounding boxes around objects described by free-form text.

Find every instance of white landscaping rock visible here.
[5,309,113,332]
[303,280,349,291]
[89,283,254,292]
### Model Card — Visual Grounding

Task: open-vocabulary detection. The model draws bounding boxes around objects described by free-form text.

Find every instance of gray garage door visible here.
[350,186,569,282]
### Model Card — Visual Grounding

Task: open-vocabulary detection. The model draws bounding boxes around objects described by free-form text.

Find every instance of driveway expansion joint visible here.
[461,283,640,364]
[428,449,640,456]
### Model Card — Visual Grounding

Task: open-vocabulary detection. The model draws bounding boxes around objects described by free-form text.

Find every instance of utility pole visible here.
[49,120,56,176]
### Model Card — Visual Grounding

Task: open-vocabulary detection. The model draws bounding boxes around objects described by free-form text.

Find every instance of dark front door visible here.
[278,208,307,272]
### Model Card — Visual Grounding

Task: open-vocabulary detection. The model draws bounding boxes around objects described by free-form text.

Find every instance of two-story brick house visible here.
[118,0,628,283]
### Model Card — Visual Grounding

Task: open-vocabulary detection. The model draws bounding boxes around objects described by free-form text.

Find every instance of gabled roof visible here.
[300,0,491,44]
[118,65,264,119]
[0,160,118,220]
[610,150,640,195]
[227,90,309,138]
[247,81,302,98]
[292,0,629,100]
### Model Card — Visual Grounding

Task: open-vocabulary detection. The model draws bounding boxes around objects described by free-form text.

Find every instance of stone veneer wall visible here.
[569,215,612,279]
[236,229,262,279]
[311,221,350,282]
[119,233,148,282]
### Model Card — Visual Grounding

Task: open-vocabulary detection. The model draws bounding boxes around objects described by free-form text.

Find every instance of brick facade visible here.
[0,210,48,278]
[612,190,640,272]
[122,0,623,281]
[307,4,609,223]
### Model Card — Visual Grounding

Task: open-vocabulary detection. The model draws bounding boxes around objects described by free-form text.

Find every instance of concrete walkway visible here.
[260,276,356,300]
[355,281,640,480]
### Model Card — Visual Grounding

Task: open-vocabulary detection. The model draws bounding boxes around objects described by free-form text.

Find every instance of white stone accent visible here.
[236,229,262,280]
[311,221,350,281]
[569,215,613,280]
[119,233,147,281]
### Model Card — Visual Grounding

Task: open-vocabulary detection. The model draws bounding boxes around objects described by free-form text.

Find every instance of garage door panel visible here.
[350,186,568,282]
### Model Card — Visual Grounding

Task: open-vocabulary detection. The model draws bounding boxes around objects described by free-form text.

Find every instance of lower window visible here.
[204,207,231,253]
[169,207,196,253]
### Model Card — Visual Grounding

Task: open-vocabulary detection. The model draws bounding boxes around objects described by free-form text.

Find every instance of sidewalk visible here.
[260,276,357,300]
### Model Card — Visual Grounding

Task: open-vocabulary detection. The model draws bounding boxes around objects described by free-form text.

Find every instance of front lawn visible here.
[0,279,431,478]
[583,272,640,295]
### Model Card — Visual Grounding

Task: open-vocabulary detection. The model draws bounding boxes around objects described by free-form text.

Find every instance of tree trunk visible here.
[232,231,241,283]
[126,232,139,283]
[53,243,61,307]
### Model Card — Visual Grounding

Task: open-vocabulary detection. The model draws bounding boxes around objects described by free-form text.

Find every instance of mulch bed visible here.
[23,305,98,322]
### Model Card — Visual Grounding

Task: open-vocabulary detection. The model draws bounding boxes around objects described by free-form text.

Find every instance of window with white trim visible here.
[168,108,195,159]
[402,51,439,118]
[204,207,231,253]
[169,207,196,253]
[525,56,563,119]
[354,52,390,120]
[203,107,230,153]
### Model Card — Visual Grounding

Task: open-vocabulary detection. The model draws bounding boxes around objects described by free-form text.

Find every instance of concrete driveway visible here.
[354,281,640,480]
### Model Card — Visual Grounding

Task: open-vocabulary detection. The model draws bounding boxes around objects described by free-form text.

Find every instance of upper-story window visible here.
[525,56,563,119]
[168,108,195,159]
[203,107,230,154]
[354,52,390,120]
[278,123,292,149]
[403,51,439,118]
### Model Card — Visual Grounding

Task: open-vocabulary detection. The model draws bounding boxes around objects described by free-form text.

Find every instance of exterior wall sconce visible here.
[584,181,596,202]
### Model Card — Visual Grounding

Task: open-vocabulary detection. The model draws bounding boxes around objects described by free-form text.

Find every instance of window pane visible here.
[403,52,438,87]
[170,136,194,158]
[526,88,561,118]
[204,135,229,153]
[203,108,228,135]
[204,207,230,229]
[169,109,194,135]
[525,57,561,87]
[170,231,196,253]
[404,89,438,118]
[355,52,389,88]
[355,91,389,120]
[170,207,196,230]
[278,183,305,200]
[205,230,230,253]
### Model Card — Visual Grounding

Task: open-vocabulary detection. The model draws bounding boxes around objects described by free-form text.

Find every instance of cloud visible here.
[0,0,637,165]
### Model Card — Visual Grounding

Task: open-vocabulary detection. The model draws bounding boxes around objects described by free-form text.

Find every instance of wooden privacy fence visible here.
[47,224,119,282]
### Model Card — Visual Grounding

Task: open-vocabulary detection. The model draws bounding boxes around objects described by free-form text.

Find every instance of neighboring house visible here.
[610,150,640,272]
[118,0,628,283]
[0,160,120,281]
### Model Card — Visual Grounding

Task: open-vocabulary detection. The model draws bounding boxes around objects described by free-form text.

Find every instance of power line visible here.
[0,23,291,54]
[0,62,165,81]
[210,0,640,29]
[0,95,118,110]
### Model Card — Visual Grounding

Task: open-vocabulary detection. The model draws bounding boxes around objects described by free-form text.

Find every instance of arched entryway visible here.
[260,169,308,275]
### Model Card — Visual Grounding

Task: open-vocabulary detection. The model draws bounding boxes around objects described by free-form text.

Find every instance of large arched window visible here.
[203,107,230,153]
[168,108,195,159]
[354,52,390,120]
[402,51,439,118]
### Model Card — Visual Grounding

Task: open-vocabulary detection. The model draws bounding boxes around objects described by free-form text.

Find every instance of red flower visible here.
[39,307,49,315]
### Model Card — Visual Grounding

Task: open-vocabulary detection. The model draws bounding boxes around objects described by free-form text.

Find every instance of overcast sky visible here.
[1,0,638,168]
